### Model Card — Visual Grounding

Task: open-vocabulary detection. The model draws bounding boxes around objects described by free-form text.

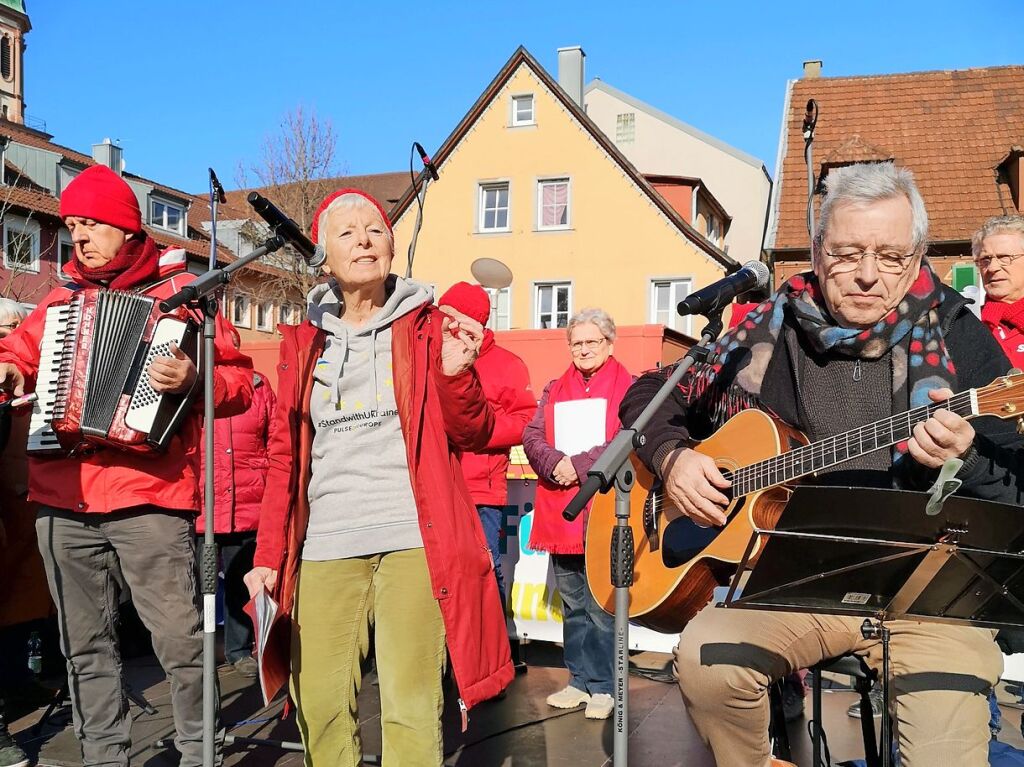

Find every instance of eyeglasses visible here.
[821,248,917,274]
[975,253,1024,269]
[569,338,606,354]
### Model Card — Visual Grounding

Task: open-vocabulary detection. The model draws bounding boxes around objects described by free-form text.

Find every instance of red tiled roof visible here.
[772,65,1024,250]
[189,171,411,228]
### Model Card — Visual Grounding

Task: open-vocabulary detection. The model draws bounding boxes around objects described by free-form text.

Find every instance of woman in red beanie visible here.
[0,163,254,767]
[245,189,512,766]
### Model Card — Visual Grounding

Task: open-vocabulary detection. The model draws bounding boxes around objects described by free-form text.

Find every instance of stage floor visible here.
[12,643,1024,766]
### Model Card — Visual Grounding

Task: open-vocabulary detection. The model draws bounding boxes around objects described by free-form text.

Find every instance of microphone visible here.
[802,99,818,139]
[413,142,439,181]
[247,192,324,268]
[209,168,227,204]
[677,260,771,317]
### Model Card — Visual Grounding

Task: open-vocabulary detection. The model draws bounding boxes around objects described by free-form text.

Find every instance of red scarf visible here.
[63,234,163,290]
[529,356,633,555]
[982,296,1024,334]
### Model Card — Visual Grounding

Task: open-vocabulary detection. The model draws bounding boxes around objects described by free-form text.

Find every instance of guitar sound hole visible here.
[660,497,744,569]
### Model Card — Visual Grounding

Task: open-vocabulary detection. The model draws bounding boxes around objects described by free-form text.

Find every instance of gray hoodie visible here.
[303,275,433,561]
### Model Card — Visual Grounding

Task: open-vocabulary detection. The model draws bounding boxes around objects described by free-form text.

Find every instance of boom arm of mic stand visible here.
[562,313,724,522]
[160,235,286,312]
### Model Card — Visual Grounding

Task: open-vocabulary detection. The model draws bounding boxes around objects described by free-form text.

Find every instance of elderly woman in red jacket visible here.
[244,189,511,766]
[521,308,633,721]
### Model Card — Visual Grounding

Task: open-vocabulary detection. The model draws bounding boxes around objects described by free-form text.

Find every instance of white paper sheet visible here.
[553,398,607,455]
[254,588,279,704]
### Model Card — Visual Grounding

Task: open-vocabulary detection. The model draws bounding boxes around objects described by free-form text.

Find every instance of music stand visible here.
[722,485,1024,767]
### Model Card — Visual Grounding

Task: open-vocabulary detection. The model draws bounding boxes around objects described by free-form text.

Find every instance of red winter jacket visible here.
[253,307,513,712]
[982,297,1024,371]
[0,253,253,514]
[458,331,536,506]
[197,372,276,534]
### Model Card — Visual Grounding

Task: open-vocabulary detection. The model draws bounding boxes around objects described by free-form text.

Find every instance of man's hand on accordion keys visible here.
[0,362,25,397]
[147,343,198,395]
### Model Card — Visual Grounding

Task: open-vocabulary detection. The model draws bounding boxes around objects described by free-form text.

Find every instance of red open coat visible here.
[253,305,513,712]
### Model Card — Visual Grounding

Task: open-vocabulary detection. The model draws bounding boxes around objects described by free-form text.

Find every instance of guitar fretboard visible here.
[718,390,978,497]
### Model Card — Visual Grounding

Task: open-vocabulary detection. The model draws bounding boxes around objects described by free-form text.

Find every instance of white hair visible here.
[315,193,394,252]
[971,214,1024,258]
[815,162,929,253]
[567,307,617,342]
[0,298,28,323]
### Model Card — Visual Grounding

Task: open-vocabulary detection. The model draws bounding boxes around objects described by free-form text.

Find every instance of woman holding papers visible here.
[521,308,633,721]
[243,189,512,767]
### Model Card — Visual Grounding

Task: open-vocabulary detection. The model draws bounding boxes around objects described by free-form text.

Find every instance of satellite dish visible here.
[471,258,513,289]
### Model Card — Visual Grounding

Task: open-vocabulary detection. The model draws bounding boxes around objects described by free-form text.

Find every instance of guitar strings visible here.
[647,389,983,507]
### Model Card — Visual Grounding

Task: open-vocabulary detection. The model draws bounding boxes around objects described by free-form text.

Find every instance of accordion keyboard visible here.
[28,301,76,453]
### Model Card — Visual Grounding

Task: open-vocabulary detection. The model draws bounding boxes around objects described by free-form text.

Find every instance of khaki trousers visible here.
[290,548,446,767]
[675,605,1002,767]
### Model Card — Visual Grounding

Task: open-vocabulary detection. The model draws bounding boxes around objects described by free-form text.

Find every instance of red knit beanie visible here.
[310,188,393,244]
[60,165,142,233]
[439,281,491,325]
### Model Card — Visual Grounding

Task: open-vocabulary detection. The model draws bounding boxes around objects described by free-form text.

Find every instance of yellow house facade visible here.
[390,47,737,337]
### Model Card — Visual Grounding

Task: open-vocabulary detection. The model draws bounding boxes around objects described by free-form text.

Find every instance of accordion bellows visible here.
[29,288,200,455]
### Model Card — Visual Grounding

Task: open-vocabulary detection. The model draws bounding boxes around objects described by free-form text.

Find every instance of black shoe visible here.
[847,687,884,719]
[0,729,29,767]
[232,656,258,679]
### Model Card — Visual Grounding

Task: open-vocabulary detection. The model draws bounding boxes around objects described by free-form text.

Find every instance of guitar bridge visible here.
[644,486,661,551]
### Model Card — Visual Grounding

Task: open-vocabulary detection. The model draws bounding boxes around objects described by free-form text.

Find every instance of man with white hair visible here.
[975,214,1024,370]
[620,162,1023,766]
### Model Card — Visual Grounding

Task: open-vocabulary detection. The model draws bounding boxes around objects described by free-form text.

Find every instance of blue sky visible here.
[22,1,1023,194]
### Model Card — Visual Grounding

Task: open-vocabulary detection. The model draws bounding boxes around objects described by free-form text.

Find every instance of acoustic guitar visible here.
[584,373,1024,634]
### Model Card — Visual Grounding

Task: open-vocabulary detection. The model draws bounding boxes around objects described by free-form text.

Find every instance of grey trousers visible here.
[35,506,221,767]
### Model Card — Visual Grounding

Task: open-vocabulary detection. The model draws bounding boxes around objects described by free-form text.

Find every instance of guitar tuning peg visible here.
[1010,368,1023,377]
[1017,417,1024,436]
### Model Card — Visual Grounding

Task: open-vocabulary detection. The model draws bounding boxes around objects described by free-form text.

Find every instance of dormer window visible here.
[150,197,184,235]
[511,94,534,126]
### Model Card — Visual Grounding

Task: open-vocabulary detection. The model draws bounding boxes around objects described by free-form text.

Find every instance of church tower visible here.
[0,1,30,124]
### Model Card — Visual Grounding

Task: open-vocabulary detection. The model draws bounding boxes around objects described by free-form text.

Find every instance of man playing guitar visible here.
[619,162,1023,766]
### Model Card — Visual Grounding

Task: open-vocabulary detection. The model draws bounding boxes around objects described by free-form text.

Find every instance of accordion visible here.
[28,288,200,455]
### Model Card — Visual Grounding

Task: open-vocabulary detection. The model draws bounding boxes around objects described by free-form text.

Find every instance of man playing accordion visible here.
[0,165,253,767]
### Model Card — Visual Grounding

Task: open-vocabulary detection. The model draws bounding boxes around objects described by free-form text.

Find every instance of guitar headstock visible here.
[976,370,1024,425]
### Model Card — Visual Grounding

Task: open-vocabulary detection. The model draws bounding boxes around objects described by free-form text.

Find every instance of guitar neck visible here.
[722,389,979,496]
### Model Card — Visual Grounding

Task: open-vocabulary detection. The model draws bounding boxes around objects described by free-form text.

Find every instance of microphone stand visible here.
[803,99,819,239]
[405,142,434,279]
[160,170,284,767]
[561,309,725,767]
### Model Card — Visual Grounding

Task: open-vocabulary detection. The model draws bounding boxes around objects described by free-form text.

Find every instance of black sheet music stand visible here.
[722,485,1024,767]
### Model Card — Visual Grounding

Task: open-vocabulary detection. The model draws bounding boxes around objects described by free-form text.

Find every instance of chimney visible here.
[92,137,123,175]
[803,60,823,79]
[557,46,586,107]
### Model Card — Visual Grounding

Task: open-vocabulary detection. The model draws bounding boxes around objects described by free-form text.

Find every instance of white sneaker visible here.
[546,684,590,709]
[585,693,614,719]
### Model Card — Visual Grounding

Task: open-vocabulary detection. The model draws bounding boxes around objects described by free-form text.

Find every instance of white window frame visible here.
[615,112,636,143]
[537,177,571,231]
[485,286,512,331]
[510,93,535,127]
[706,213,721,247]
[649,278,693,336]
[56,229,74,281]
[478,181,511,233]
[533,281,572,330]
[231,293,251,329]
[278,302,295,326]
[150,196,185,236]
[2,215,40,273]
[255,299,274,331]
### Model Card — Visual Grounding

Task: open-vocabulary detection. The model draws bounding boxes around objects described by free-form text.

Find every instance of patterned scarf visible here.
[684,265,956,458]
